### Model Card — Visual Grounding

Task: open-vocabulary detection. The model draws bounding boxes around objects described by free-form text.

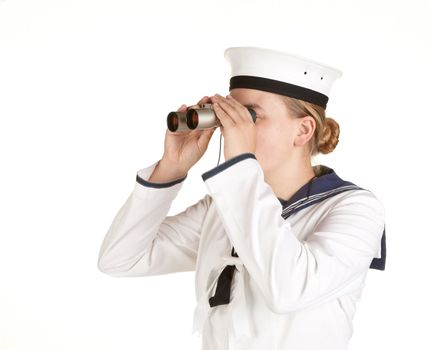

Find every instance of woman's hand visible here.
[161,96,216,175]
[210,93,256,161]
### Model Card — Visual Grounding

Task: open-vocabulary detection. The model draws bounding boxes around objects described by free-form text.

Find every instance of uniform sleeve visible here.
[97,160,211,277]
[201,153,385,314]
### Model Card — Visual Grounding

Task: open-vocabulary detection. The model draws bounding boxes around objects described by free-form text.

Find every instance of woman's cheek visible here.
[255,125,274,156]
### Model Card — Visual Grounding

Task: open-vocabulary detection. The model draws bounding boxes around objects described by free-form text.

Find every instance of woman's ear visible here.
[294,116,316,147]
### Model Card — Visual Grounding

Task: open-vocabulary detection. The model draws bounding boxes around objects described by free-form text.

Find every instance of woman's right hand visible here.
[160,96,217,176]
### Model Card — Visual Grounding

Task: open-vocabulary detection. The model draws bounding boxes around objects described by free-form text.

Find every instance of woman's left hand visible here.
[210,94,257,161]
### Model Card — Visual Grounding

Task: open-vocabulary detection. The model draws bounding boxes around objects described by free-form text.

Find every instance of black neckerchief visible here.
[209,165,386,307]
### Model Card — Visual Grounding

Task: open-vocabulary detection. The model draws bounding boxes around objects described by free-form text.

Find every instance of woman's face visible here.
[229,88,300,174]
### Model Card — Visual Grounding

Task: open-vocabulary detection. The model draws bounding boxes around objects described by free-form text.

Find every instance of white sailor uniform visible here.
[97,152,386,350]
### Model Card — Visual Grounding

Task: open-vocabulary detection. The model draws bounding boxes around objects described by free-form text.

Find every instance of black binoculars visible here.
[167,103,257,132]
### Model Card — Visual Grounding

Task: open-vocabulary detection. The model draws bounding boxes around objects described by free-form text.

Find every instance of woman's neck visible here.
[263,158,316,202]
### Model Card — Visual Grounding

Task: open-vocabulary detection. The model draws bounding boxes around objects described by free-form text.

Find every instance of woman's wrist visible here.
[148,158,188,183]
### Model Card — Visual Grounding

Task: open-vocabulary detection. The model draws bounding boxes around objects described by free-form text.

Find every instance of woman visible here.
[97,46,386,350]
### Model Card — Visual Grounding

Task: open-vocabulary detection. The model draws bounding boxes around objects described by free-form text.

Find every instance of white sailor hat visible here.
[224,46,343,109]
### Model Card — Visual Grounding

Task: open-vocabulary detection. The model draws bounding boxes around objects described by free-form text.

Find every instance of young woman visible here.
[98,46,386,350]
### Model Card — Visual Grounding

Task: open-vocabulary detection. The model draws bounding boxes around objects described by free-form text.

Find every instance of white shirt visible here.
[97,153,386,350]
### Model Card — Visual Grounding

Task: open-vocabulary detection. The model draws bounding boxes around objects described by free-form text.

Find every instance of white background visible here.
[1,0,426,349]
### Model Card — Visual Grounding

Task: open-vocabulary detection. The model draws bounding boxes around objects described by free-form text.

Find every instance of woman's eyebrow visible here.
[243,103,263,110]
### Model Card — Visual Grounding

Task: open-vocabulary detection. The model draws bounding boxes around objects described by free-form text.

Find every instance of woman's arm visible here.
[97,160,211,277]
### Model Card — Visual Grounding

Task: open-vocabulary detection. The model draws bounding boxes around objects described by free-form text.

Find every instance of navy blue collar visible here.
[278,165,362,212]
[276,165,386,271]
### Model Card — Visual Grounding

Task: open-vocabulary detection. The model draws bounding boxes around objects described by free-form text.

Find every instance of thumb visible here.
[199,128,215,143]
[206,128,216,138]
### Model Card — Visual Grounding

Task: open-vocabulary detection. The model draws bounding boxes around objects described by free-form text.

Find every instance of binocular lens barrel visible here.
[186,108,221,130]
[186,109,199,130]
[166,105,256,132]
[167,111,192,132]
[167,112,179,132]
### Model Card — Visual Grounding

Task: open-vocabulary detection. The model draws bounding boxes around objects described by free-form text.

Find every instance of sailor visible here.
[97,46,386,350]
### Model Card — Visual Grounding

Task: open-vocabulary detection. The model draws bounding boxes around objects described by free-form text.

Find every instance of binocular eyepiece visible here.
[167,103,257,132]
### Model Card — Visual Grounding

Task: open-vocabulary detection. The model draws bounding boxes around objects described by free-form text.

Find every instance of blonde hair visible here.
[281,96,340,157]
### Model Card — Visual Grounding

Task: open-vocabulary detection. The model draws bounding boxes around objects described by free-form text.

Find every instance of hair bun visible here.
[318,117,340,154]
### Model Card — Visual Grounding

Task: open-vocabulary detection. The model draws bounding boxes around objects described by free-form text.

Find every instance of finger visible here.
[224,94,253,122]
[224,95,250,122]
[196,128,216,149]
[214,96,241,124]
[213,101,234,128]
[177,104,187,112]
[212,94,246,123]
[197,95,211,106]
[200,127,216,139]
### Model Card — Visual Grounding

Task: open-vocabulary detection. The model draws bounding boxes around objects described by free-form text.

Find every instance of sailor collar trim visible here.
[277,164,363,219]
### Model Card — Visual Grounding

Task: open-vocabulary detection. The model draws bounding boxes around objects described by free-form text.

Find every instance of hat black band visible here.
[229,75,329,109]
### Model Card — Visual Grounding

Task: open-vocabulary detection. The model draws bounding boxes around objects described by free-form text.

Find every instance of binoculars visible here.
[167,103,257,133]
